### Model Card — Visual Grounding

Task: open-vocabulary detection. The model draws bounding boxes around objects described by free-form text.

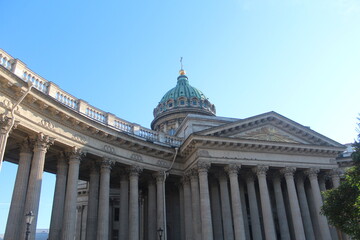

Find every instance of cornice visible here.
[180,134,344,159]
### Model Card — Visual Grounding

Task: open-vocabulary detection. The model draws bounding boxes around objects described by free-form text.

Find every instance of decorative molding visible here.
[128,165,143,177]
[197,161,211,173]
[72,134,87,144]
[40,119,55,130]
[235,127,298,143]
[157,159,170,168]
[0,114,12,134]
[130,153,143,162]
[104,145,115,154]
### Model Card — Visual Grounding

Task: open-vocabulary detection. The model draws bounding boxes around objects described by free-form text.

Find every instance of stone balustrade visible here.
[0,48,182,147]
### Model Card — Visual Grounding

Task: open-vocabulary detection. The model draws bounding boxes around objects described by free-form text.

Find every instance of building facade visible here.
[0,48,346,240]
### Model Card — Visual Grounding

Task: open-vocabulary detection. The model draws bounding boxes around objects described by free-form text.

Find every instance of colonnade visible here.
[178,163,341,240]
[1,133,342,240]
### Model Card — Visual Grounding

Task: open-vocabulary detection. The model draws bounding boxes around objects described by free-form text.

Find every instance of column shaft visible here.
[182,176,193,240]
[218,172,234,240]
[255,165,276,240]
[96,159,113,239]
[305,168,332,240]
[189,169,202,240]
[198,162,213,240]
[119,171,129,240]
[239,180,251,240]
[155,172,166,234]
[148,179,157,240]
[245,173,263,240]
[273,174,291,240]
[129,166,142,240]
[226,164,246,240]
[85,163,100,240]
[49,153,68,240]
[210,180,223,240]
[281,167,305,240]
[179,183,185,240]
[22,133,54,240]
[4,139,32,240]
[295,174,315,240]
[61,147,82,240]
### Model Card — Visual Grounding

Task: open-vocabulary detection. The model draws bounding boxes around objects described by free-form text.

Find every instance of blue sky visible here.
[1,0,360,233]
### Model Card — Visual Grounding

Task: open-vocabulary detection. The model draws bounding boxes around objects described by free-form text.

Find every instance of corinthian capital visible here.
[280,167,296,178]
[225,163,241,176]
[197,161,211,173]
[153,171,166,182]
[99,157,114,170]
[33,132,55,151]
[19,137,33,154]
[0,114,12,134]
[304,168,320,180]
[66,146,84,163]
[253,165,269,177]
[128,165,143,177]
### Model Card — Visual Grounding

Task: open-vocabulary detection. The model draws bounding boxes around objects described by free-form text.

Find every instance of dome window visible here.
[192,99,198,106]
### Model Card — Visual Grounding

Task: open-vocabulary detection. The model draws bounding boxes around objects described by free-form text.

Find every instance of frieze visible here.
[196,150,210,157]
[130,153,143,162]
[104,145,116,154]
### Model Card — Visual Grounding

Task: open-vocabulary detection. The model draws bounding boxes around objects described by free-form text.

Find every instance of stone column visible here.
[4,138,33,240]
[119,169,129,240]
[22,133,54,240]
[61,147,83,240]
[225,164,246,240]
[218,171,234,240]
[295,174,315,240]
[281,167,305,240]
[97,158,114,239]
[85,162,100,240]
[179,183,185,240]
[239,179,251,240]
[155,171,166,236]
[129,165,143,240]
[197,162,213,240]
[245,172,263,240]
[182,176,193,240]
[188,169,202,240]
[305,168,332,240]
[148,178,157,240]
[210,179,223,240]
[330,168,341,188]
[49,152,68,240]
[254,165,276,240]
[76,205,84,240]
[272,173,291,240]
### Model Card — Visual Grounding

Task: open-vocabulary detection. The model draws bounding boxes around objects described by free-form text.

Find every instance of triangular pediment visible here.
[196,111,344,147]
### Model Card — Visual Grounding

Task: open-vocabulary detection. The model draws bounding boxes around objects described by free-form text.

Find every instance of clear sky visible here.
[1,0,360,234]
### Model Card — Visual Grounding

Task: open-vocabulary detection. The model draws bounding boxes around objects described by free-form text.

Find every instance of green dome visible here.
[159,75,207,104]
[153,70,216,119]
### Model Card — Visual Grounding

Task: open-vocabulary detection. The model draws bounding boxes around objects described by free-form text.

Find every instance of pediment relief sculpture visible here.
[231,126,299,143]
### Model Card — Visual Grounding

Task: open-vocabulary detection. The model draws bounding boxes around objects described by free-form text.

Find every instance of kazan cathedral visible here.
[0,48,348,240]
